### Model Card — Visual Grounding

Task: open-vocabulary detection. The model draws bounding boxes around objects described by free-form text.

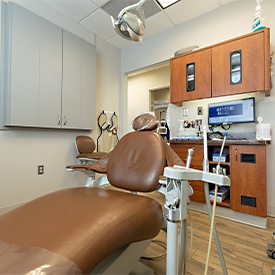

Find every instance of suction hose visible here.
[203,126,228,275]
[178,148,193,275]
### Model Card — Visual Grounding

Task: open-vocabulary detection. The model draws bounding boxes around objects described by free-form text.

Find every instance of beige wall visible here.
[0,0,121,213]
[127,65,170,131]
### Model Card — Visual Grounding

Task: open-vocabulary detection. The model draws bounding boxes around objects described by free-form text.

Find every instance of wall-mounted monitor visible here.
[208,97,255,125]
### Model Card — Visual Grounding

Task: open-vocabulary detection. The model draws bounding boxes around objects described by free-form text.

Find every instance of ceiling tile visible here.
[89,0,111,8]
[101,0,161,19]
[220,0,235,5]
[41,0,237,49]
[164,0,221,25]
[42,0,97,22]
[107,34,134,49]
[143,12,174,40]
[81,9,116,40]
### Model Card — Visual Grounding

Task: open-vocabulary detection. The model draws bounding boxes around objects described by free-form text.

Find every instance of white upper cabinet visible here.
[39,19,63,128]
[62,30,96,130]
[80,38,96,130]
[3,3,96,130]
[5,3,40,127]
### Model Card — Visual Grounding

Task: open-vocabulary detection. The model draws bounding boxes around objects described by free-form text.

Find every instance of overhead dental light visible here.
[111,0,146,43]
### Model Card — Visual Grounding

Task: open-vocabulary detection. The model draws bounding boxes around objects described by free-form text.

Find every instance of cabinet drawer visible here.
[190,190,206,203]
[189,180,204,191]
[170,143,203,168]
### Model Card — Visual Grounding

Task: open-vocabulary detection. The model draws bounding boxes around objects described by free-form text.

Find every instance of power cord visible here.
[141,239,166,260]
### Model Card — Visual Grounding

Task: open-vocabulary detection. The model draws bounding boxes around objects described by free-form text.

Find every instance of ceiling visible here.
[42,0,235,50]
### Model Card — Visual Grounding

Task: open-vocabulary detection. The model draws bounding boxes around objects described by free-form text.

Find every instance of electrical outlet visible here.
[38,165,44,175]
[198,106,203,115]
[183,108,188,116]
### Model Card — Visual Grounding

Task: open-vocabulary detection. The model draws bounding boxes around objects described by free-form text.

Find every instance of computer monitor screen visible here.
[208,97,255,125]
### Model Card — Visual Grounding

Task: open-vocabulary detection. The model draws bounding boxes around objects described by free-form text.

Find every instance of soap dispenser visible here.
[252,0,266,32]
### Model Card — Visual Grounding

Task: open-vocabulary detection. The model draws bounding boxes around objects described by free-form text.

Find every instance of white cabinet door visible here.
[39,19,62,128]
[62,30,81,129]
[62,30,96,130]
[80,39,96,130]
[5,3,40,126]
[4,3,96,130]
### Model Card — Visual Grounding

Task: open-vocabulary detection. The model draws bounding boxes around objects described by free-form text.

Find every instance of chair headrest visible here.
[132,113,158,131]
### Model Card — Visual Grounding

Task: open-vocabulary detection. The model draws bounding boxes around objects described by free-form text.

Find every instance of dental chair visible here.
[0,114,230,274]
[66,135,107,187]
[0,114,185,274]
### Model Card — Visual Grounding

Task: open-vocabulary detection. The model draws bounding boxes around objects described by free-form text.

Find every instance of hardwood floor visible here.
[139,192,275,275]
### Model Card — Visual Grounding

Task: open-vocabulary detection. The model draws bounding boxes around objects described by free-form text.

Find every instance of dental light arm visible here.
[111,0,146,42]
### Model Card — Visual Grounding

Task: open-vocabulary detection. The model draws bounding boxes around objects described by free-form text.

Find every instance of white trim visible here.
[189,201,267,229]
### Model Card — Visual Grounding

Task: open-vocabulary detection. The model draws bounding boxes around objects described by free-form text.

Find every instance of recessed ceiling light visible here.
[156,0,180,9]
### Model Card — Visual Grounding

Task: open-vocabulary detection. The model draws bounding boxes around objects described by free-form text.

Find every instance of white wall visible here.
[127,65,170,130]
[0,0,120,213]
[122,0,275,216]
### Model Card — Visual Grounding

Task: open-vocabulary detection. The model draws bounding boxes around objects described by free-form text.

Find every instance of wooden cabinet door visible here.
[230,145,267,217]
[170,143,205,203]
[170,48,211,103]
[212,29,270,97]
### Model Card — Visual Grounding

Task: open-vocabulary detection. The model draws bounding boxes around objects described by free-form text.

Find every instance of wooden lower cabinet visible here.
[170,142,267,217]
[230,145,267,217]
[170,143,205,203]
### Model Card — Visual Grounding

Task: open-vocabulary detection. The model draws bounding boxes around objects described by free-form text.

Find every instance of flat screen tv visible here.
[208,97,255,125]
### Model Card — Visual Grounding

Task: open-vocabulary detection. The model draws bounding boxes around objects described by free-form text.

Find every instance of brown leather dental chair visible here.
[0,114,184,274]
[66,136,107,187]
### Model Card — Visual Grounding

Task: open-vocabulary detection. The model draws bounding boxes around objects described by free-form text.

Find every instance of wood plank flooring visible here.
[139,191,275,275]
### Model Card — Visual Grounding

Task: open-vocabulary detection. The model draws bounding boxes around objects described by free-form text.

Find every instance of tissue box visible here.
[209,187,229,202]
[212,152,228,162]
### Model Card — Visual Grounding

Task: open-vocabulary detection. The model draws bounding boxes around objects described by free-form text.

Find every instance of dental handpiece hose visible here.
[204,133,227,275]
[216,133,227,174]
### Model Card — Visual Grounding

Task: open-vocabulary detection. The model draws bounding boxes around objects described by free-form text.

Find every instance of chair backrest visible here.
[75,136,96,154]
[106,130,166,192]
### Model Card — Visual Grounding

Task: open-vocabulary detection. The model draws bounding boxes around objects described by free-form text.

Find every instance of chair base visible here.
[91,239,152,274]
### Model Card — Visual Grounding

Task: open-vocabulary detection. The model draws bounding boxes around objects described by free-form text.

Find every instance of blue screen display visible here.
[208,98,255,125]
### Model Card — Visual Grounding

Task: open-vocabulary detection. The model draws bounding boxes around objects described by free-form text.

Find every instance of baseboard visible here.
[189,201,267,229]
[268,206,275,217]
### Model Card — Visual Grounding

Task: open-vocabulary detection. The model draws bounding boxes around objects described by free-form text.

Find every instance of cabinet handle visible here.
[186,62,195,92]
[58,115,61,125]
[235,148,238,161]
[230,50,242,84]
[63,116,67,126]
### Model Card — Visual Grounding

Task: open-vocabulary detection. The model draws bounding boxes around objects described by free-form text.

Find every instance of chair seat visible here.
[0,187,163,274]
[76,152,107,160]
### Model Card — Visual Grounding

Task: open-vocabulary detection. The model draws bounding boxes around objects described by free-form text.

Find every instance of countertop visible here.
[169,138,270,146]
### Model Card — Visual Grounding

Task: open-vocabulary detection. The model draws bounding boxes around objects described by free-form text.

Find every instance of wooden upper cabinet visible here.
[212,28,271,97]
[170,28,270,103]
[170,48,212,104]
